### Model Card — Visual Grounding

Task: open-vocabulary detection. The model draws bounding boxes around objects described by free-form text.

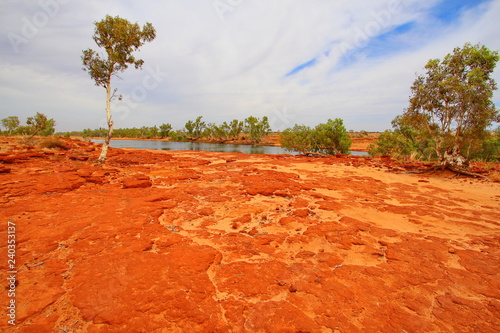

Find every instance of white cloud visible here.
[0,0,499,132]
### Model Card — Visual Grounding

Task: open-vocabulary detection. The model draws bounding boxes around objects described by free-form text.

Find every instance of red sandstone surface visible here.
[1,137,499,332]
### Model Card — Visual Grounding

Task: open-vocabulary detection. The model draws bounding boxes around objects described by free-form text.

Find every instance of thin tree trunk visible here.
[97,83,114,164]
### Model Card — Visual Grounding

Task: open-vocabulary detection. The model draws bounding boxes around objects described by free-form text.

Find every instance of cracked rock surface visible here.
[1,137,500,332]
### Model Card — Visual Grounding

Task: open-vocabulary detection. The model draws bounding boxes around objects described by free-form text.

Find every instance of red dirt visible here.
[1,137,499,332]
[349,136,378,152]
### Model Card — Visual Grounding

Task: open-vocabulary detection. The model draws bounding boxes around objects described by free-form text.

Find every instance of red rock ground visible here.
[1,137,499,332]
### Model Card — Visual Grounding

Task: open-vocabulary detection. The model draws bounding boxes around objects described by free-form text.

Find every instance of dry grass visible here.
[39,138,68,150]
[489,171,500,182]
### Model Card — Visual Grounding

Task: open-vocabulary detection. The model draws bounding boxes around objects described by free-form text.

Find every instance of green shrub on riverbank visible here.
[281,118,351,155]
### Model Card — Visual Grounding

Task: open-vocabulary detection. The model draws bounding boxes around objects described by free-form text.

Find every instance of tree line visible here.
[67,115,273,144]
[0,111,354,156]
[1,113,56,137]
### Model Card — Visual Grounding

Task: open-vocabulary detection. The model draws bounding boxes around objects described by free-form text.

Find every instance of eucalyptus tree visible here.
[1,116,20,135]
[400,43,499,170]
[184,116,206,140]
[226,119,244,140]
[159,123,172,138]
[27,112,56,137]
[82,15,156,163]
[244,116,271,143]
[281,119,351,155]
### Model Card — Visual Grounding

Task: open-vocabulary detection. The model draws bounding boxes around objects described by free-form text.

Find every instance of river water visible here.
[91,139,368,156]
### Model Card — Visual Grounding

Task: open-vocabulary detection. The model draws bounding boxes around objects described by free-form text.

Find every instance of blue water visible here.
[91,139,368,156]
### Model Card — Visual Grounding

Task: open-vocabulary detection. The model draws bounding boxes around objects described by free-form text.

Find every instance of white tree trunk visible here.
[97,83,114,164]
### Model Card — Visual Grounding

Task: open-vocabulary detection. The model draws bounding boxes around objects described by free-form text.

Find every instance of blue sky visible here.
[1,0,499,132]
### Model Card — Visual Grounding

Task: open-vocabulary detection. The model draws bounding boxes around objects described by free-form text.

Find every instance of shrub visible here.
[281,118,351,155]
[244,116,271,143]
[39,138,69,150]
[169,130,189,142]
[312,118,351,155]
[281,125,314,154]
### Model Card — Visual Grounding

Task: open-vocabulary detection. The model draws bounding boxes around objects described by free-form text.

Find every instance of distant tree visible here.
[1,116,20,135]
[26,112,56,137]
[148,126,159,138]
[471,127,500,162]
[281,125,314,154]
[169,130,188,142]
[82,15,156,164]
[205,123,229,141]
[244,116,271,143]
[281,119,351,155]
[185,116,206,140]
[368,115,435,160]
[16,126,32,136]
[399,43,499,171]
[227,119,244,140]
[159,123,172,138]
[312,118,351,155]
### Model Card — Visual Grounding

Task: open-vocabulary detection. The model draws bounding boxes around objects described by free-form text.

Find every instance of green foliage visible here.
[368,130,428,159]
[313,118,351,155]
[203,119,244,141]
[205,123,229,141]
[16,126,32,136]
[369,116,437,160]
[281,125,314,154]
[169,130,189,142]
[281,118,351,155]
[26,112,56,137]
[244,116,271,143]
[1,116,20,135]
[64,115,272,144]
[159,123,172,138]
[468,127,500,162]
[1,114,55,137]
[226,119,244,140]
[82,128,107,138]
[82,15,156,163]
[82,15,156,89]
[400,42,499,165]
[185,116,206,140]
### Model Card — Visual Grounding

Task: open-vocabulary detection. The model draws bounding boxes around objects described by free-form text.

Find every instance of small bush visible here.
[19,137,36,149]
[39,138,69,150]
[281,119,351,155]
[169,130,189,142]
